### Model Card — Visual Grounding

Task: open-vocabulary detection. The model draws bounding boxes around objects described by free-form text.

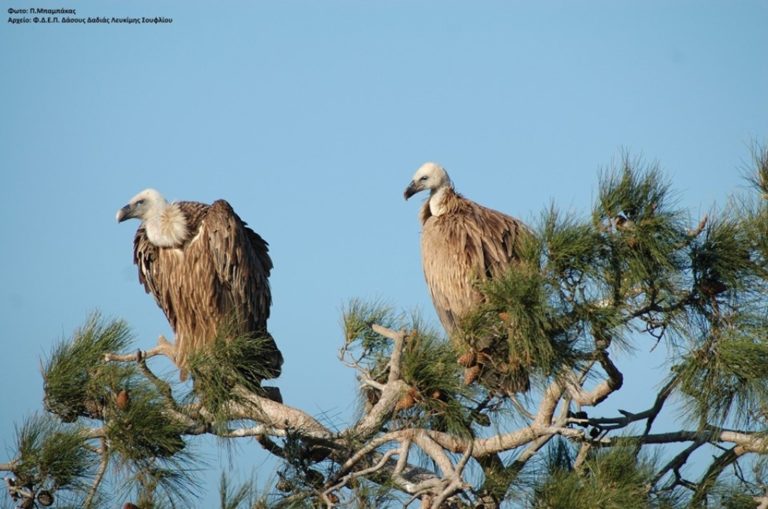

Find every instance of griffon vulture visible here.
[116,189,283,383]
[404,162,531,392]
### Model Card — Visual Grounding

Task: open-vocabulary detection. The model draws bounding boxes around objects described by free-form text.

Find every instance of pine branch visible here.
[690,445,746,506]
[352,325,411,438]
[83,439,108,509]
[569,376,678,435]
[590,428,768,453]
[104,336,180,415]
[652,438,706,489]
[565,350,623,407]
[103,334,176,363]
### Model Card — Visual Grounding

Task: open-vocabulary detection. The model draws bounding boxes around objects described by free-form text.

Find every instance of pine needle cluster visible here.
[186,333,279,426]
[17,313,200,506]
[13,414,95,495]
[397,322,478,436]
[676,315,768,427]
[43,313,134,422]
[105,383,187,461]
[533,443,676,509]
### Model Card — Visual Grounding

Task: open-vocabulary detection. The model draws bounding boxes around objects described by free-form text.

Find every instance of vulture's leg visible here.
[156,335,178,360]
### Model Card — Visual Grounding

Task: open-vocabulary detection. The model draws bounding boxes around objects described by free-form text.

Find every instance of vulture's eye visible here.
[419,176,429,181]
[135,199,145,206]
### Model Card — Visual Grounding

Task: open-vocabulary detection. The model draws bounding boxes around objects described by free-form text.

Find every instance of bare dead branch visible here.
[353,326,412,438]
[429,442,474,509]
[324,448,399,500]
[652,438,707,489]
[412,432,458,478]
[83,438,109,509]
[104,335,176,363]
[228,387,332,438]
[571,376,678,434]
[395,437,412,476]
[533,378,566,429]
[690,445,746,506]
[573,442,592,471]
[755,489,768,509]
[430,476,465,509]
[137,356,177,409]
[688,214,709,238]
[370,324,407,383]
[588,428,768,454]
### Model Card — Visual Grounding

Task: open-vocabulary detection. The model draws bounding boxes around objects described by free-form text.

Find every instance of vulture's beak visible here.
[116,204,133,223]
[403,181,419,201]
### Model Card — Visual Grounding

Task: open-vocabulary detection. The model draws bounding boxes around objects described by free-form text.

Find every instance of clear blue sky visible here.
[1,1,767,506]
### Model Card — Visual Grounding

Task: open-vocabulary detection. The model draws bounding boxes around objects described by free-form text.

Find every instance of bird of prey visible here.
[404,162,531,392]
[117,189,283,384]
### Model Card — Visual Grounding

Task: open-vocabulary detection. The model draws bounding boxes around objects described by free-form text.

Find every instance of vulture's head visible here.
[404,162,452,200]
[116,188,167,223]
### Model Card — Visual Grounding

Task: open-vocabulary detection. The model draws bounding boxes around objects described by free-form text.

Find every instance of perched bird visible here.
[404,162,531,392]
[116,189,283,384]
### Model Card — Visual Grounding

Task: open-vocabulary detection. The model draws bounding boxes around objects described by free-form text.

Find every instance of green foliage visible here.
[187,329,280,424]
[689,210,755,301]
[43,313,135,422]
[218,472,271,509]
[533,445,673,509]
[748,143,768,199]
[453,158,698,396]
[342,479,403,509]
[124,464,200,509]
[594,156,689,295]
[540,204,603,283]
[37,313,195,504]
[714,490,764,509]
[13,414,95,493]
[397,323,477,436]
[458,206,614,393]
[460,261,573,382]
[343,299,399,352]
[105,384,187,461]
[676,316,768,427]
[343,300,398,399]
[742,144,768,279]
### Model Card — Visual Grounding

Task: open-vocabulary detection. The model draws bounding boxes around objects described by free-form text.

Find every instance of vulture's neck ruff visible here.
[145,202,189,248]
[428,186,453,217]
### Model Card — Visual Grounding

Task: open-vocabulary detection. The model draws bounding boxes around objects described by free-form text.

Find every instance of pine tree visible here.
[3,147,768,508]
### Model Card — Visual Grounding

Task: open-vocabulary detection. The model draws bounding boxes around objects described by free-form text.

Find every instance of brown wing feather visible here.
[134,226,160,308]
[420,189,528,337]
[133,202,209,340]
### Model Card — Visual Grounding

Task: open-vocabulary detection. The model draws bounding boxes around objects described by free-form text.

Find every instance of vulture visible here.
[116,189,283,384]
[404,162,531,393]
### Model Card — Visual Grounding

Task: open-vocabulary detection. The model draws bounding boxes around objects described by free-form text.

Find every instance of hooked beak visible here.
[116,204,134,223]
[403,181,420,200]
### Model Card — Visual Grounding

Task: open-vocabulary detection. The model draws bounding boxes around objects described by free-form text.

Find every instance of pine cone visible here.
[395,388,418,411]
[116,389,130,411]
[457,351,476,367]
[464,365,481,385]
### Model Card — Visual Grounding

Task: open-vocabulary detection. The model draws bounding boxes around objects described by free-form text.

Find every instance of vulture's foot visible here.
[156,334,178,360]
